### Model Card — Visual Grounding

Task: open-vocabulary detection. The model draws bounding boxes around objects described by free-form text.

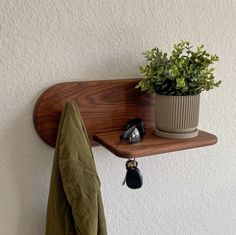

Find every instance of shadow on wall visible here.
[1,96,53,235]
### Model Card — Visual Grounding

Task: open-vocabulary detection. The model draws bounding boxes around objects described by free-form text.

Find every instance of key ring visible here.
[126,158,138,169]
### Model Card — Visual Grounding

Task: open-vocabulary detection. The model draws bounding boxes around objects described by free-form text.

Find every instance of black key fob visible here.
[126,167,143,189]
[123,159,143,189]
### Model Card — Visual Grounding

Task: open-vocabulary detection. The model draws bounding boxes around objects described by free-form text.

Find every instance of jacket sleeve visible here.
[58,102,107,235]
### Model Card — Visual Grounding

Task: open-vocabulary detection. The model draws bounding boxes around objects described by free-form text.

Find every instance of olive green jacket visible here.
[45,101,107,235]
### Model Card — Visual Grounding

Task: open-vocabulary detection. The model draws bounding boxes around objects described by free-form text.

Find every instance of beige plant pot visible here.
[154,94,200,139]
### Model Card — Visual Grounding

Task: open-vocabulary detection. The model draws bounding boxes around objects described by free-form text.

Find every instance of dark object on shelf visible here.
[123,159,143,189]
[120,118,145,144]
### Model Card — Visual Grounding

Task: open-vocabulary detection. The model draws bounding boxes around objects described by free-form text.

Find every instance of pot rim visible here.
[155,93,200,97]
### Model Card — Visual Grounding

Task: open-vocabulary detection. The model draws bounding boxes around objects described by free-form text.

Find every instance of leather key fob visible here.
[126,167,143,189]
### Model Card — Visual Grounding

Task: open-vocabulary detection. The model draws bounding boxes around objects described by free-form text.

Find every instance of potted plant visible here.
[136,40,221,139]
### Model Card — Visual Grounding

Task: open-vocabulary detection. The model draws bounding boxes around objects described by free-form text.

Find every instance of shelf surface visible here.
[93,129,218,158]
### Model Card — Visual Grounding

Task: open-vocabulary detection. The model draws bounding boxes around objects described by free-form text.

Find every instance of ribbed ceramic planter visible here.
[154,94,200,139]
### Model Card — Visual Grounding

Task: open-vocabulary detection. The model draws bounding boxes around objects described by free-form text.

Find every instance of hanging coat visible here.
[45,101,107,235]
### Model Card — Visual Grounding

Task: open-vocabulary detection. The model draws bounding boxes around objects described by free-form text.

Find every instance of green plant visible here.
[136,40,221,96]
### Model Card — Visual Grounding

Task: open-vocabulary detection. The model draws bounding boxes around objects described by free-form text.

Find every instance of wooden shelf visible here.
[94,129,218,158]
[33,78,218,159]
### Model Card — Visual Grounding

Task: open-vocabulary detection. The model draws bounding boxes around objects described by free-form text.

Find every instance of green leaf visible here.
[176,77,186,89]
[158,66,164,75]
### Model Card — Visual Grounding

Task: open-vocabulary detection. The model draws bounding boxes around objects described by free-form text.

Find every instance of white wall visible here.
[0,0,235,234]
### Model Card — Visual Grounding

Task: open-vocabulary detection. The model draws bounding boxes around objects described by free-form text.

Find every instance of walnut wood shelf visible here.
[33,78,218,159]
[94,129,217,158]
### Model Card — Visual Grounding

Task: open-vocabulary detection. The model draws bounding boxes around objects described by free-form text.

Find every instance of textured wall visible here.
[0,0,236,234]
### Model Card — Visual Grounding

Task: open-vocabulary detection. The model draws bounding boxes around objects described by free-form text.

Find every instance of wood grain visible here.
[33,79,155,147]
[93,129,218,158]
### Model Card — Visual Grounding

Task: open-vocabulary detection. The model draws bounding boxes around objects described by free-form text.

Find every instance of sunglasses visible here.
[120,118,145,144]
